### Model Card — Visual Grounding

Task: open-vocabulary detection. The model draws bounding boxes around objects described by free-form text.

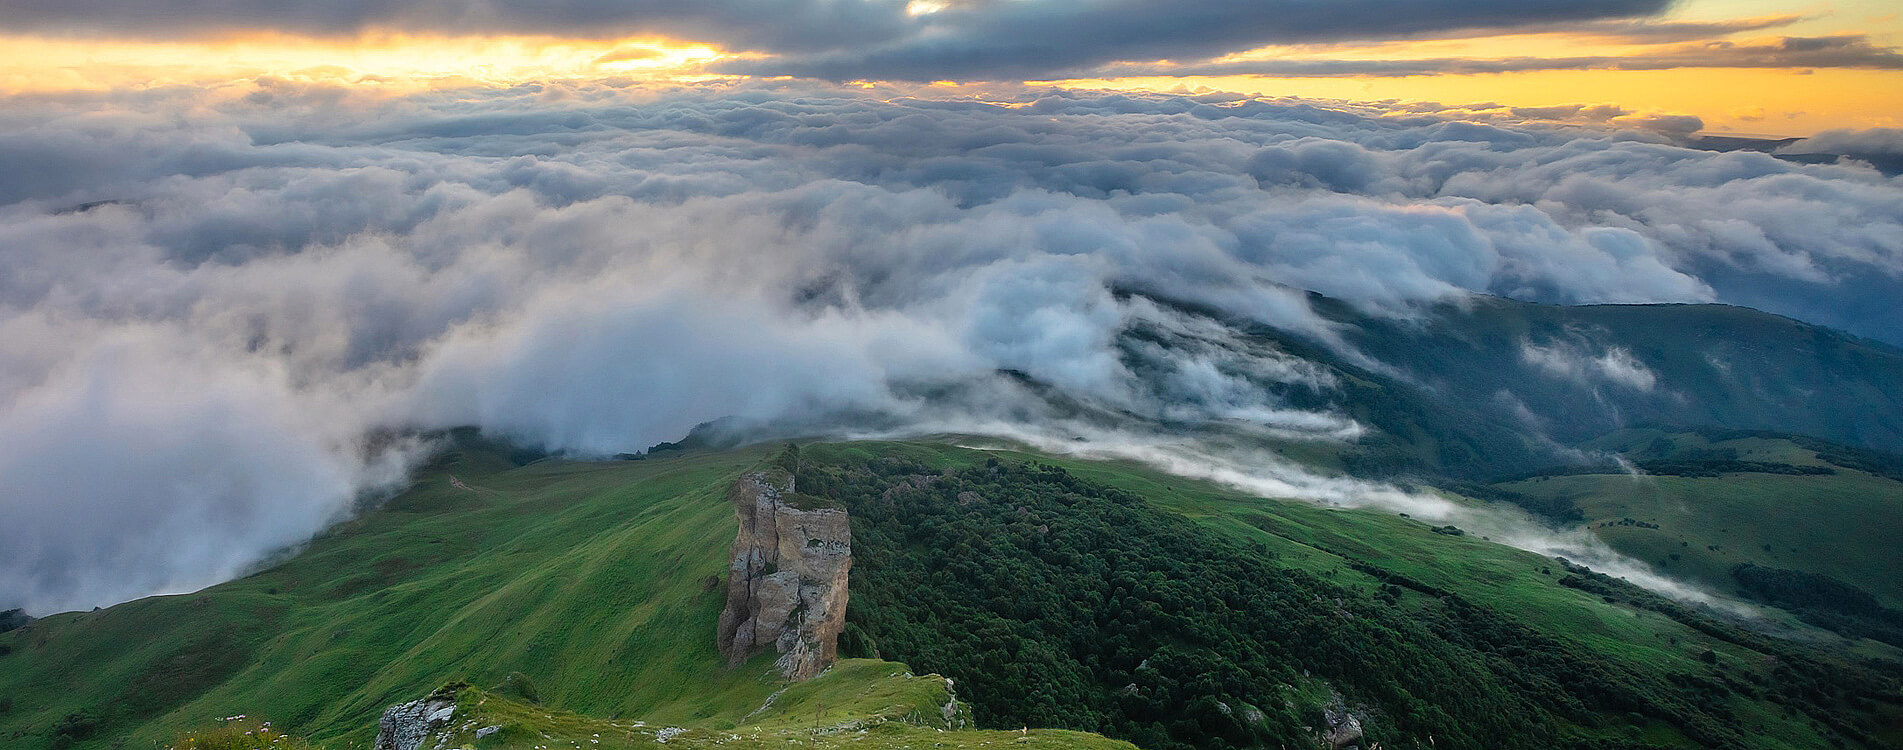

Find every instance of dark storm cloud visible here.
[0,0,1668,80]
[1,82,1899,614]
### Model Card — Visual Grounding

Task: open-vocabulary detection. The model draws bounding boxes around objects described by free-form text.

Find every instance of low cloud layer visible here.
[1521,339,1658,392]
[1778,127,1903,156]
[1,81,1899,613]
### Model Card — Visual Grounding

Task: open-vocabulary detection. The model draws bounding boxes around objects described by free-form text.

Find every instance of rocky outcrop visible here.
[373,687,458,750]
[715,467,851,680]
[1319,696,1365,750]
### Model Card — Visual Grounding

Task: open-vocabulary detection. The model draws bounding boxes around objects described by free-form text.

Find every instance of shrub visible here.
[839,622,879,659]
[48,712,97,749]
[496,672,541,705]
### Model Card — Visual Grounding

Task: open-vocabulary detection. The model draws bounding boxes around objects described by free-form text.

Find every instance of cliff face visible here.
[715,468,851,680]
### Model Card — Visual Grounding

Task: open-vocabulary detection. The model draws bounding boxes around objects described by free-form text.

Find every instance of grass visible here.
[901,443,1884,749]
[1013,454,1703,648]
[0,434,1134,750]
[168,718,319,750]
[417,671,1132,750]
[1501,432,1903,609]
[4,434,1898,750]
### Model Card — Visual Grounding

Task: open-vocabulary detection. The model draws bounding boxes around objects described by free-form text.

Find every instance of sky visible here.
[0,0,1898,133]
[0,0,1900,614]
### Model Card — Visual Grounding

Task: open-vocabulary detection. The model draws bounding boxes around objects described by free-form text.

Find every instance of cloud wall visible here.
[1,81,1899,613]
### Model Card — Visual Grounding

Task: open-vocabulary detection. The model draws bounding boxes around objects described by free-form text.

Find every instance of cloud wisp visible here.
[931,421,1751,614]
[1,82,1900,613]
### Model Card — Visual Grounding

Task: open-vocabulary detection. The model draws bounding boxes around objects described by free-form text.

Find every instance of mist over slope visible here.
[1316,298,1903,466]
[2,81,1901,613]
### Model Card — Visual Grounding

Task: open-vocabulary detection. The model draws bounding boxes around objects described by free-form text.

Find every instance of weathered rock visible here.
[940,682,970,729]
[715,468,852,680]
[1321,698,1364,750]
[373,687,458,750]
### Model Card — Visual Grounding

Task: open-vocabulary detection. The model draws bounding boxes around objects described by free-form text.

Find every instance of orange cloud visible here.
[0,2,1897,137]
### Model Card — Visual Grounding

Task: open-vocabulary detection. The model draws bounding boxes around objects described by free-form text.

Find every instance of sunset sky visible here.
[1,0,1897,134]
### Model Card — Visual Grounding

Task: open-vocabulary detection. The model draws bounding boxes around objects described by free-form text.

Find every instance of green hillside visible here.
[2,435,1899,750]
[1501,470,1903,607]
[805,442,1902,749]
[1493,429,1903,648]
[1175,295,1903,485]
[261,663,1129,750]
[0,434,1130,750]
[1341,299,1903,453]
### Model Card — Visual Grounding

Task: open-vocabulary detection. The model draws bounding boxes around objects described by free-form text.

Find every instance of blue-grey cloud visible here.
[0,82,1899,614]
[1090,35,1903,79]
[0,0,915,53]
[1517,15,1804,42]
[0,0,1669,81]
[709,0,1672,80]
[1778,127,1903,156]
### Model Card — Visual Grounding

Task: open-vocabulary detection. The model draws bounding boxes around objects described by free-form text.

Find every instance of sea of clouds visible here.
[1,80,1899,613]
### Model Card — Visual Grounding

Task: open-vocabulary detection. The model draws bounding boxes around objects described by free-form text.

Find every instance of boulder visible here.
[1321,698,1364,750]
[373,687,458,750]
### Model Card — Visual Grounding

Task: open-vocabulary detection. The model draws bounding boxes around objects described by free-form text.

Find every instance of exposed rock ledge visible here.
[373,685,458,750]
[715,464,851,680]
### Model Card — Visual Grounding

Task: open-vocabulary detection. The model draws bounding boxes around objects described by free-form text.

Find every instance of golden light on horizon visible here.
[0,31,730,94]
[1042,68,1903,136]
[0,0,1896,138]
[1038,22,1903,136]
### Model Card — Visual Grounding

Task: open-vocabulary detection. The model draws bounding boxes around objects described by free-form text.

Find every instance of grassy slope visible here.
[1496,431,1903,609]
[4,437,1899,749]
[862,442,1898,749]
[0,436,1129,750]
[407,663,1125,750]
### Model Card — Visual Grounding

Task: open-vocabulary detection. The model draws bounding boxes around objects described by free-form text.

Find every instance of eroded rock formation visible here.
[373,686,457,750]
[715,466,851,680]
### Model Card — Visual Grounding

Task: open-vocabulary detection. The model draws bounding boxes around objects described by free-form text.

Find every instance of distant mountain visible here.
[1175,294,1903,480]
[1689,134,1903,176]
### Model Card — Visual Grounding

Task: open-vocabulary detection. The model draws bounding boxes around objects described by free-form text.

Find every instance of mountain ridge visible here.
[7,435,1898,749]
